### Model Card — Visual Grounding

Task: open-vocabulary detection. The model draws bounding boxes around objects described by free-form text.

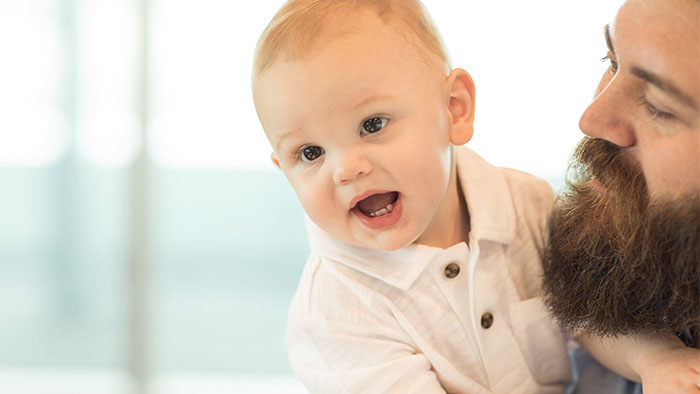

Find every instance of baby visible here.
[251,0,569,392]
[252,1,570,392]
[252,1,699,393]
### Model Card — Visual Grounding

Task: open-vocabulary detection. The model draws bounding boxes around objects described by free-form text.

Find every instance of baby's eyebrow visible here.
[276,128,302,151]
[352,94,396,110]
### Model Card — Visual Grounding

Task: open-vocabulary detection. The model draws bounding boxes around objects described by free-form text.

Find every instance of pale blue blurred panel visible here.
[0,165,127,368]
[0,165,309,378]
[152,168,308,374]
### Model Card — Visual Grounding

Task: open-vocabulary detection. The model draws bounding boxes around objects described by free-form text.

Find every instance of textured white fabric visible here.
[286,147,572,393]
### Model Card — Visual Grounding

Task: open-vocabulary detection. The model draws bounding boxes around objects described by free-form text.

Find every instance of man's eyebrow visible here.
[604,24,615,54]
[604,24,697,110]
[631,66,698,109]
[352,94,396,110]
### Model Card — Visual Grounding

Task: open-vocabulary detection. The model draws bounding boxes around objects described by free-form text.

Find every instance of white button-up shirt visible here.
[286,147,572,393]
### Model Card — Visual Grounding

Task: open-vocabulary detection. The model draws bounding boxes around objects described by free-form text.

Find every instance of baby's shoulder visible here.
[496,168,554,298]
[499,167,554,208]
[498,167,555,227]
[290,253,397,325]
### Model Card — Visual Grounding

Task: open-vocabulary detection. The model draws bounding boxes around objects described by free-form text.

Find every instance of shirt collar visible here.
[456,146,516,245]
[304,146,516,290]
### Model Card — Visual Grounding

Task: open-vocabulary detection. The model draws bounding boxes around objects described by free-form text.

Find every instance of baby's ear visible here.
[270,152,281,169]
[445,68,475,146]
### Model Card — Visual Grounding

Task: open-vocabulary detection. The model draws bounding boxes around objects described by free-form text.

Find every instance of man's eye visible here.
[300,146,324,162]
[361,116,388,135]
[601,54,618,74]
[637,95,676,122]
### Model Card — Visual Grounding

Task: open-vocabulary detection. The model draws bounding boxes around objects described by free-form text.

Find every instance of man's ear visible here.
[445,68,476,146]
[270,152,281,169]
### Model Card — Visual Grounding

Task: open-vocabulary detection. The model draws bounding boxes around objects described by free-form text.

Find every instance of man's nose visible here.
[331,149,372,185]
[578,74,636,148]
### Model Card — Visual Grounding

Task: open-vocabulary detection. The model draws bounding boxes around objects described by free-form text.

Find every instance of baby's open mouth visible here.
[356,191,399,218]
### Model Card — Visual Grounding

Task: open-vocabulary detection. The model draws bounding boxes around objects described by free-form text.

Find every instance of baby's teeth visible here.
[367,201,396,218]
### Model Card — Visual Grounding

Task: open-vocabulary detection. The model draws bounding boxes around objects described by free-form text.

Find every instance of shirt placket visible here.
[430,242,490,386]
[470,240,535,393]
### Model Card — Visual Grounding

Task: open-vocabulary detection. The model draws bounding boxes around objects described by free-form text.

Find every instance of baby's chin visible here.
[346,234,415,252]
[334,227,418,252]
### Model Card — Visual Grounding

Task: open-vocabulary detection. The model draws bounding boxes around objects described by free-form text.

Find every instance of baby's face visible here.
[254,15,460,251]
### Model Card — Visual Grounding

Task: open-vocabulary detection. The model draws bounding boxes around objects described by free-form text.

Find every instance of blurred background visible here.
[0,0,624,393]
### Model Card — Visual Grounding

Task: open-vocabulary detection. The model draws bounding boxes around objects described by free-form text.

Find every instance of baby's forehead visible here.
[253,1,449,79]
[253,32,445,143]
[277,12,417,69]
[258,27,442,98]
[254,15,444,95]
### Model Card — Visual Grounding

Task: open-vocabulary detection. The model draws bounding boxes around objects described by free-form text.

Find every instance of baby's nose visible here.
[332,151,372,185]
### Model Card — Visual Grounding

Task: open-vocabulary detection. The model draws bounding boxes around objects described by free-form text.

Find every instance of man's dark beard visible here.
[542,137,700,339]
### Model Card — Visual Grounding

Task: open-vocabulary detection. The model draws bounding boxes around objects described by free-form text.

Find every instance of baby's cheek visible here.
[299,190,323,215]
[411,160,450,199]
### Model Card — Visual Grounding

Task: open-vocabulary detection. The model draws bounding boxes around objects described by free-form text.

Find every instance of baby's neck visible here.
[455,177,471,246]
[414,166,470,249]
[443,174,470,247]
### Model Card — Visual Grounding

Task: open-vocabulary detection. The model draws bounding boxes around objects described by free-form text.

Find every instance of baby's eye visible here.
[300,145,324,162]
[361,116,388,135]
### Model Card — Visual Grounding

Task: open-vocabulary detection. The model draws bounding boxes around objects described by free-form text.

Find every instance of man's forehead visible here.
[612,0,700,106]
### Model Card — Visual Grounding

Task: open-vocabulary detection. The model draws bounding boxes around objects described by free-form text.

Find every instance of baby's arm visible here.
[287,317,450,394]
[577,332,700,393]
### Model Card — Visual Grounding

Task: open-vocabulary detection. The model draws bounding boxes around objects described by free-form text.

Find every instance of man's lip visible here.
[591,176,608,194]
[349,189,396,210]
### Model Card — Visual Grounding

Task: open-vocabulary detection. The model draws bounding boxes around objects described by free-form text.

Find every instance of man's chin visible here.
[541,137,699,338]
[542,187,700,338]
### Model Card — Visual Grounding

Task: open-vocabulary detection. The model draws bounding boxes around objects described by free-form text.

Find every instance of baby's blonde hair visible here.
[252,0,451,78]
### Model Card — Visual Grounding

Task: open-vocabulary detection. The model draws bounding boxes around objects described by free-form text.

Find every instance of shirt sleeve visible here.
[287,315,448,394]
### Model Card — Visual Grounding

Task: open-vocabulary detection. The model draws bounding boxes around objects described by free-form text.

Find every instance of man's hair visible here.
[252,0,451,77]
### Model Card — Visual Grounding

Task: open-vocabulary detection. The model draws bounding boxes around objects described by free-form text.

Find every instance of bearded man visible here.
[541,0,700,392]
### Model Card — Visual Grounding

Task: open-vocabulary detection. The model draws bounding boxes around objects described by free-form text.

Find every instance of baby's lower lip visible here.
[352,193,403,230]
